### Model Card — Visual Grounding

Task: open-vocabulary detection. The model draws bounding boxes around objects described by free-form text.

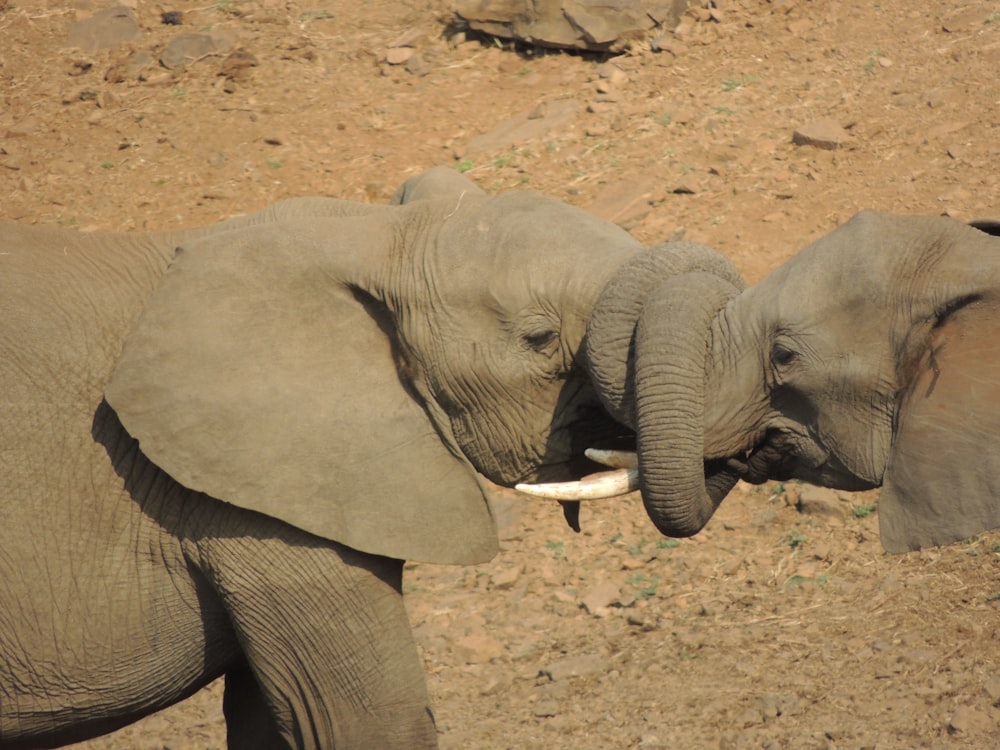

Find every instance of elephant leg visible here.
[188,529,437,750]
[223,662,287,749]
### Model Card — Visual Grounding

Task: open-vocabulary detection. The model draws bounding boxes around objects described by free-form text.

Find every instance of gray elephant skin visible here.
[585,210,1000,553]
[0,167,745,749]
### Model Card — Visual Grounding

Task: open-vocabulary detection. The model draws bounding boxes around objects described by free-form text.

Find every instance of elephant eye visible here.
[523,329,559,352]
[771,343,798,368]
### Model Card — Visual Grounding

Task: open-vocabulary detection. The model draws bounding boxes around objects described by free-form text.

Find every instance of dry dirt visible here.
[3,0,1000,748]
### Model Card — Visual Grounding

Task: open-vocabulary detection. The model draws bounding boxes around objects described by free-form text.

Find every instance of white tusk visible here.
[585,447,638,470]
[516,466,639,500]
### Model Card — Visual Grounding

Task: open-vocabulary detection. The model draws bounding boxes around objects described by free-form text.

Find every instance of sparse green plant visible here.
[300,9,334,22]
[627,541,646,556]
[100,160,114,170]
[456,159,474,173]
[987,592,1000,601]
[788,531,808,549]
[266,158,283,169]
[626,572,660,599]
[992,542,1000,554]
[713,106,736,116]
[655,539,680,550]
[721,75,757,91]
[863,49,881,73]
[79,89,98,102]
[172,89,189,98]
[607,532,624,545]
[658,112,672,127]
[545,539,565,559]
[853,503,877,519]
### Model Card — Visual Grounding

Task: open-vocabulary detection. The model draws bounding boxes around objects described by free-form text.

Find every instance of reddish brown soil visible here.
[3,1,999,748]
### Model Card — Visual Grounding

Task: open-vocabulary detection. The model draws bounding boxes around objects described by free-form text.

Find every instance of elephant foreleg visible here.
[223,662,287,748]
[187,528,437,750]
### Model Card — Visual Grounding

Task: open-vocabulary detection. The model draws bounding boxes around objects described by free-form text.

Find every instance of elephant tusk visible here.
[516,465,639,500]
[585,447,638,469]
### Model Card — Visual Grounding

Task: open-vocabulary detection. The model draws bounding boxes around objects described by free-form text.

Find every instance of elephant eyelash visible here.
[770,343,798,368]
[523,329,559,352]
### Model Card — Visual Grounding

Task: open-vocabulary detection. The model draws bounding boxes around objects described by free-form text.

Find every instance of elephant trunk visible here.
[585,243,745,537]
[633,273,745,535]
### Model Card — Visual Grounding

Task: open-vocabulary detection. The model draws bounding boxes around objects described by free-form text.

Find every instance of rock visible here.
[942,7,995,32]
[65,6,141,52]
[160,32,237,71]
[532,699,559,717]
[462,100,578,157]
[584,178,655,229]
[386,47,414,65]
[985,676,1000,705]
[580,578,622,614]
[792,119,849,150]
[454,0,691,52]
[6,116,40,138]
[948,705,993,734]
[453,633,503,664]
[796,485,849,522]
[219,50,259,83]
[489,564,522,591]
[538,653,609,682]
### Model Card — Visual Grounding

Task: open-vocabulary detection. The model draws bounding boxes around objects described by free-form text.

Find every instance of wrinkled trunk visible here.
[585,242,745,536]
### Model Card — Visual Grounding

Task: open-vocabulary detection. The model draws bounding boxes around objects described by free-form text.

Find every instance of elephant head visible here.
[105,168,746,566]
[572,211,1000,552]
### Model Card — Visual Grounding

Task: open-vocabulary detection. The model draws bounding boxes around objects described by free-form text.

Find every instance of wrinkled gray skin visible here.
[0,167,745,749]
[588,211,1000,553]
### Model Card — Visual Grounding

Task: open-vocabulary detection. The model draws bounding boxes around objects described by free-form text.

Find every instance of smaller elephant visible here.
[526,211,1000,553]
[0,166,745,748]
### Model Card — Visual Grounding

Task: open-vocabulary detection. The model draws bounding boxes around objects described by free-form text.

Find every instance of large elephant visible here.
[0,167,744,749]
[529,211,1000,554]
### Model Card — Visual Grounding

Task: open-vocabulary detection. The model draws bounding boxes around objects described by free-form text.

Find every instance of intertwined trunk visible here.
[585,242,745,536]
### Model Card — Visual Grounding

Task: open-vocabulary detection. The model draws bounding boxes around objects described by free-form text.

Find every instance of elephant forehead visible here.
[447,192,640,260]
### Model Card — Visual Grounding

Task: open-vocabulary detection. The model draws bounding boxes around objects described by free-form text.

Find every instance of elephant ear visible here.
[106,217,497,565]
[880,297,1000,552]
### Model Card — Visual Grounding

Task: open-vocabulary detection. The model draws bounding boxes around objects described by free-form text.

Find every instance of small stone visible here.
[159,32,235,71]
[539,654,609,682]
[453,633,503,664]
[385,47,413,65]
[796,486,849,522]
[581,579,621,614]
[984,676,1000,704]
[533,699,559,717]
[792,118,849,150]
[489,565,522,591]
[404,53,431,77]
[948,705,993,734]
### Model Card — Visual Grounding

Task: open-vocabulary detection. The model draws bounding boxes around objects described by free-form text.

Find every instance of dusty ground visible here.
[3,0,1000,748]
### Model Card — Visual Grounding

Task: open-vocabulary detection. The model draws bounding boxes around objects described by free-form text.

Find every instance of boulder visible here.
[455,0,690,52]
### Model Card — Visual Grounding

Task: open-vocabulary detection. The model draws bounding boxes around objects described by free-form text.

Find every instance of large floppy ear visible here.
[880,295,1000,552]
[106,211,498,565]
